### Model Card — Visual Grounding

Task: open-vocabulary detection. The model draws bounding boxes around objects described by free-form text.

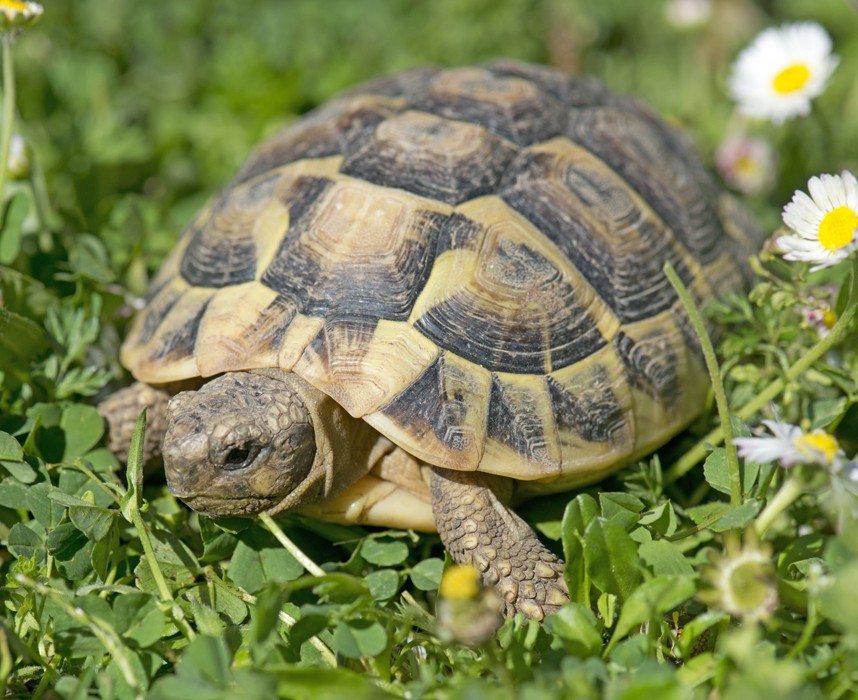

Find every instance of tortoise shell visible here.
[122,61,761,494]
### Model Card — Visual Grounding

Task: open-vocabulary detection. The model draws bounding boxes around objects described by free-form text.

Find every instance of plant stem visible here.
[664,261,742,506]
[754,475,804,537]
[0,37,15,203]
[666,255,858,484]
[259,512,326,577]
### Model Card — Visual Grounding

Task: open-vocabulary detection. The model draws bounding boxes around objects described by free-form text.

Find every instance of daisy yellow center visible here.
[439,564,481,601]
[772,64,811,94]
[817,206,858,251]
[794,431,840,465]
[1,1,28,12]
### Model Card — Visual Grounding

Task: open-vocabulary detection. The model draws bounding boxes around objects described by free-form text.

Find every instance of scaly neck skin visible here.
[255,368,387,516]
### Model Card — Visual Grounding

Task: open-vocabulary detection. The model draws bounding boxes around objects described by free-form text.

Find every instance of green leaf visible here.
[46,522,89,559]
[185,583,248,626]
[0,431,24,461]
[638,540,695,577]
[271,667,394,700]
[228,528,304,593]
[360,535,409,566]
[0,192,29,264]
[584,516,643,601]
[69,504,116,541]
[638,501,678,537]
[544,602,602,658]
[703,449,731,495]
[0,307,50,359]
[59,404,105,460]
[609,575,696,649]
[367,569,400,601]
[708,500,763,533]
[599,492,645,529]
[113,593,168,647]
[1,457,37,483]
[332,618,388,659]
[409,557,444,591]
[120,409,147,523]
[27,482,65,527]
[0,476,27,507]
[7,522,45,562]
[562,493,599,604]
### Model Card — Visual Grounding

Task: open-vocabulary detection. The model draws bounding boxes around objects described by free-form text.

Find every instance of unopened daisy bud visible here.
[437,564,502,645]
[0,1,43,34]
[699,534,778,623]
[715,134,777,195]
[777,171,858,270]
[6,133,29,180]
[663,0,712,30]
[439,564,481,601]
[728,22,838,124]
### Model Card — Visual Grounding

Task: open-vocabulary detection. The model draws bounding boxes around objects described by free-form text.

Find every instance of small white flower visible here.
[777,171,858,269]
[663,0,712,29]
[0,0,43,32]
[728,22,838,124]
[733,420,845,470]
[715,134,777,195]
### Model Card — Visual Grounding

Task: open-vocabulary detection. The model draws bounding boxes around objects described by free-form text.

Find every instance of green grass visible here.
[2,1,858,698]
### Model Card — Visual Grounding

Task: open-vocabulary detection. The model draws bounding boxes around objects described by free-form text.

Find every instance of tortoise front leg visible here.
[98,382,170,468]
[430,467,569,620]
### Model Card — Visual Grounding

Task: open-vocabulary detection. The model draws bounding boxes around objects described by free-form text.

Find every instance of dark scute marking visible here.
[380,355,470,453]
[410,69,566,146]
[500,149,696,324]
[151,298,211,361]
[263,180,444,322]
[483,59,609,108]
[306,315,377,377]
[233,99,393,186]
[340,112,518,205]
[613,330,679,401]
[547,372,624,443]
[253,293,300,356]
[565,103,723,265]
[179,221,257,289]
[279,175,336,225]
[486,374,552,465]
[434,212,484,255]
[136,287,182,345]
[414,239,605,374]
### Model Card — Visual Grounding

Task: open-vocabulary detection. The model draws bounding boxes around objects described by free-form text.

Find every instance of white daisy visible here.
[715,134,777,195]
[777,170,858,269]
[728,22,838,124]
[733,419,845,471]
[0,0,43,31]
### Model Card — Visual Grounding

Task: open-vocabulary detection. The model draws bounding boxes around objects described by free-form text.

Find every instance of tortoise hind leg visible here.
[430,467,569,620]
[98,382,170,468]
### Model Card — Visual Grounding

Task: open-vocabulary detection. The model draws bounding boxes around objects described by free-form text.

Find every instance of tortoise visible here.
[100,60,762,620]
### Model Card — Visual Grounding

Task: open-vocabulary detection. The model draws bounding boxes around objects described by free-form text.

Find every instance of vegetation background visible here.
[1,0,858,698]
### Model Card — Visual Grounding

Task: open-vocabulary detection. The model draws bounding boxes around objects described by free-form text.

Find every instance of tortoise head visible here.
[162,370,318,517]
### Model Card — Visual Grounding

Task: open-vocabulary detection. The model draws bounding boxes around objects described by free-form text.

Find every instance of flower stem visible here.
[259,512,326,577]
[666,255,858,484]
[0,36,16,204]
[664,261,742,506]
[755,475,804,537]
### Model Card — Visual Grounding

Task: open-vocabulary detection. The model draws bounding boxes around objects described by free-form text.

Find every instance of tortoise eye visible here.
[221,444,257,470]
